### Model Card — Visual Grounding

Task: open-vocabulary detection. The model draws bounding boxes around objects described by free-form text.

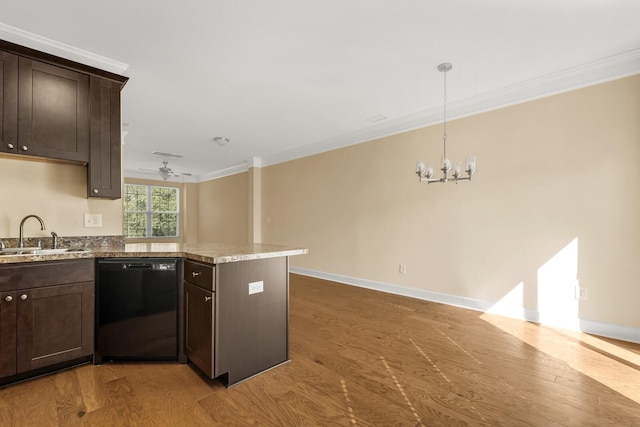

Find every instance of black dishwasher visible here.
[95,258,179,364]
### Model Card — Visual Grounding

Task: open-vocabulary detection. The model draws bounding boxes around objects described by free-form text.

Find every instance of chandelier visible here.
[416,63,476,184]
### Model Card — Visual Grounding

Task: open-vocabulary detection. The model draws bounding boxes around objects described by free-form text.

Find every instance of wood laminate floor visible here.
[1,274,639,426]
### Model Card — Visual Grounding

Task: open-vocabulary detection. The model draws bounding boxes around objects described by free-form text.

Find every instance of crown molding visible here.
[247,157,262,168]
[199,162,249,182]
[0,23,128,75]
[260,48,640,168]
[125,162,250,183]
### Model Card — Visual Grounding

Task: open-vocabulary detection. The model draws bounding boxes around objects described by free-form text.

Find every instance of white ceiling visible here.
[2,1,640,182]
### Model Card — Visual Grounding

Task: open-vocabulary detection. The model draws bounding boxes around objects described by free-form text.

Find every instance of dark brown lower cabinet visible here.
[0,291,18,378]
[183,281,214,378]
[0,260,94,382]
[17,282,94,373]
[183,257,289,386]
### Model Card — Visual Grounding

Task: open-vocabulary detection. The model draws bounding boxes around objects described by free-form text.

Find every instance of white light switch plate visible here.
[84,213,102,228]
[248,281,264,295]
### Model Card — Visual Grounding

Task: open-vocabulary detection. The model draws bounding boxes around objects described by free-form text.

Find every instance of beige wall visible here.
[183,182,200,244]
[248,167,262,243]
[262,74,640,329]
[0,157,122,238]
[197,172,248,243]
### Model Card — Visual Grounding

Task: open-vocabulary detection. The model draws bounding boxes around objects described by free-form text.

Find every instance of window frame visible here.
[123,184,180,239]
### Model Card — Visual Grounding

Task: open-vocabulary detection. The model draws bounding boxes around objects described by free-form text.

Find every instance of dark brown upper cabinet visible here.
[0,51,18,155]
[88,76,123,199]
[0,40,128,199]
[17,57,90,162]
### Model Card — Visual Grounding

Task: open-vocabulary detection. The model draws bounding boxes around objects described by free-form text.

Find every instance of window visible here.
[124,184,179,238]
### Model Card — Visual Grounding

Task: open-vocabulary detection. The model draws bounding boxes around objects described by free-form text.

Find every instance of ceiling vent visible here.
[151,151,184,159]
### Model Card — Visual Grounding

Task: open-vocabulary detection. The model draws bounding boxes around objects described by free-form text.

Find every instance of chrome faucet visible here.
[19,215,46,248]
[51,231,58,249]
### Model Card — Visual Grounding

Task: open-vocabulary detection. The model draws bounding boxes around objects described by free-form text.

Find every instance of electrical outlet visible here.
[84,213,102,228]
[399,264,407,274]
[575,286,588,300]
[248,280,264,295]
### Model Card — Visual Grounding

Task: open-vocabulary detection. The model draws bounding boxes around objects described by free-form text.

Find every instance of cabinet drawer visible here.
[0,260,94,291]
[183,259,215,291]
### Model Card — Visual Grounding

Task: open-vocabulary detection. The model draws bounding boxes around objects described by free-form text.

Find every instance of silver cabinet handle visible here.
[93,189,99,194]
[21,145,28,152]
[204,296,212,302]
[7,143,14,150]
[4,295,12,302]
[20,294,28,301]
[192,271,201,277]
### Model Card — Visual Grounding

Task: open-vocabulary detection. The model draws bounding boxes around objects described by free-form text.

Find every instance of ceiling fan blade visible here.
[138,162,194,179]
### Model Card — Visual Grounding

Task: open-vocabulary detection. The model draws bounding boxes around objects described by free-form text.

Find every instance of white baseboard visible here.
[290,267,640,345]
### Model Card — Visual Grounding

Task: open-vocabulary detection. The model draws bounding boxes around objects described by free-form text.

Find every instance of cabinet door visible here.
[0,291,17,378]
[18,57,89,162]
[88,76,122,199]
[16,282,94,374]
[0,51,18,154]
[184,281,214,378]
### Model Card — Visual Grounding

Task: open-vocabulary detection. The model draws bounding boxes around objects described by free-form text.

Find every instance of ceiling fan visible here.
[139,161,192,181]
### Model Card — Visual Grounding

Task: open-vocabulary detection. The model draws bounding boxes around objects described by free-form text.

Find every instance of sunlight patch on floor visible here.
[481,236,640,404]
[432,326,484,366]
[480,313,640,404]
[379,356,422,424]
[340,379,358,425]
[578,334,640,367]
[409,339,452,384]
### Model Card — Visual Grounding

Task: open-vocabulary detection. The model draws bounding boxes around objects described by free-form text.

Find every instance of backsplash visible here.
[0,235,125,250]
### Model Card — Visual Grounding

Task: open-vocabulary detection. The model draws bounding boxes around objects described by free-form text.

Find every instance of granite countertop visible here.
[94,242,308,264]
[0,249,95,264]
[0,242,307,265]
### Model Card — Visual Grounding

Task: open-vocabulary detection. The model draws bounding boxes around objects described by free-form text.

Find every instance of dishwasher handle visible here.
[97,258,178,272]
[122,263,153,270]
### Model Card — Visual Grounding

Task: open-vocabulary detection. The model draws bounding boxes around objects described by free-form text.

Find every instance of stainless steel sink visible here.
[31,248,91,255]
[0,248,91,256]
[0,246,41,254]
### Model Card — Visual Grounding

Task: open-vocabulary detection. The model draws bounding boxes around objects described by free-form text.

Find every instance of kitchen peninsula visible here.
[0,241,306,387]
[95,242,307,264]
[0,241,306,264]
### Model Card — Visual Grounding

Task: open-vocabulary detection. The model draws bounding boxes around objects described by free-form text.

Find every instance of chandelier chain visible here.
[443,67,447,161]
